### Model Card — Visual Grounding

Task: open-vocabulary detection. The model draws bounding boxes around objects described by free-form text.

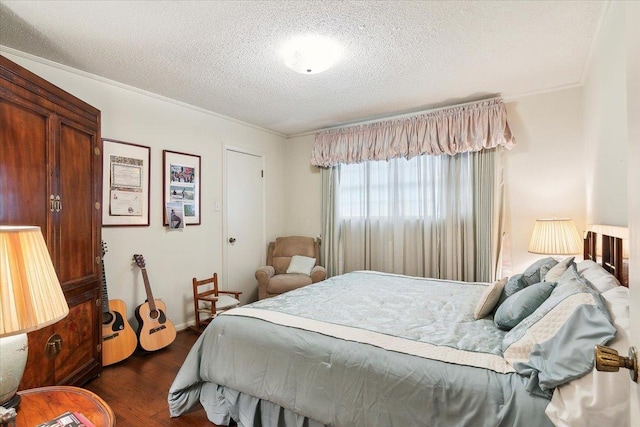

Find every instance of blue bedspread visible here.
[252,271,506,355]
[168,271,553,427]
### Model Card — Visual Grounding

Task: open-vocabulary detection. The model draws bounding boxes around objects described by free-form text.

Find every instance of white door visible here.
[224,148,264,304]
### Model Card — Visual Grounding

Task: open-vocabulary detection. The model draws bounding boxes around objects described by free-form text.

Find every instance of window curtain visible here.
[321,149,504,282]
[318,99,511,282]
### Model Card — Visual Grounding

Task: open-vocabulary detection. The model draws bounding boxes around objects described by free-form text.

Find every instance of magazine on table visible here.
[37,411,96,427]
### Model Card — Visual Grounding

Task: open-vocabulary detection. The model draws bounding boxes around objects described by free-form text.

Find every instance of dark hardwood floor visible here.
[84,330,217,426]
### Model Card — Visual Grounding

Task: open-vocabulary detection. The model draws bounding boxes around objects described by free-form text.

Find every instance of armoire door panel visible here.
[54,296,99,383]
[57,122,99,285]
[0,100,51,230]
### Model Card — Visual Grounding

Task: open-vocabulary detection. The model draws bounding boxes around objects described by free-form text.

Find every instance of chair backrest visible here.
[193,273,219,301]
[267,236,319,275]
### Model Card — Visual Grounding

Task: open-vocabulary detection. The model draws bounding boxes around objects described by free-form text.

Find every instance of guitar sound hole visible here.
[102,312,114,325]
[148,309,167,324]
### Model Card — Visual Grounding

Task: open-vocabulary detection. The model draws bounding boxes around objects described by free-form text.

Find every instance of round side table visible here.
[16,386,115,426]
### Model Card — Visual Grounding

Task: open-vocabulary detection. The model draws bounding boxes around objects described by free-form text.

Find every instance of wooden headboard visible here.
[583,230,629,287]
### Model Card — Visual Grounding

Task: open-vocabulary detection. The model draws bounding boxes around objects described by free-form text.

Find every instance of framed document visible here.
[163,150,201,226]
[102,139,151,226]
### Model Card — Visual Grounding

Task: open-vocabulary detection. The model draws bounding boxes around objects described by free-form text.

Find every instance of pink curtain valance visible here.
[311,98,515,167]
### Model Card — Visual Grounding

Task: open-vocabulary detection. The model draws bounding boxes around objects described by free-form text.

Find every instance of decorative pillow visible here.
[496,274,528,307]
[576,260,620,293]
[545,286,630,426]
[495,258,558,310]
[502,264,616,397]
[522,257,558,285]
[494,281,556,330]
[286,255,316,276]
[473,277,508,319]
[539,264,552,280]
[543,256,575,282]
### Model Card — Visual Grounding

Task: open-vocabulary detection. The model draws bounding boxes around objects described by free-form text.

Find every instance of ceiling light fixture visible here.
[281,35,342,75]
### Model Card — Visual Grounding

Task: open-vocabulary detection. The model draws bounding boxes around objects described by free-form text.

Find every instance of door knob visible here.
[595,344,638,382]
[228,237,236,243]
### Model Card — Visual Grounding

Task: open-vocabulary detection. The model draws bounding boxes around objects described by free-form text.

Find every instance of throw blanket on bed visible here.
[169,271,554,427]
[251,271,507,355]
[227,271,513,373]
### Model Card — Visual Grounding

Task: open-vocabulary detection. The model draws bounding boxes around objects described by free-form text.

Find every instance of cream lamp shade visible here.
[0,225,69,410]
[0,226,69,336]
[528,218,583,255]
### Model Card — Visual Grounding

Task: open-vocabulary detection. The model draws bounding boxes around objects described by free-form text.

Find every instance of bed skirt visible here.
[200,383,326,427]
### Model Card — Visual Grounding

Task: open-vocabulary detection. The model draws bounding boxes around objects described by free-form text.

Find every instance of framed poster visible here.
[102,139,151,226]
[163,150,201,226]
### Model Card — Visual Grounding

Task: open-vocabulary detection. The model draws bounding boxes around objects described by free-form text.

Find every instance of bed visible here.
[168,231,630,427]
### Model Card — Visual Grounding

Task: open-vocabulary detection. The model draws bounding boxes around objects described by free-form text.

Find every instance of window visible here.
[323,140,503,282]
[338,154,471,220]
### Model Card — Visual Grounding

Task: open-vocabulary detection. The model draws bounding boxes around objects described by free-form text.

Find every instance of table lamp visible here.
[528,218,583,255]
[0,226,69,409]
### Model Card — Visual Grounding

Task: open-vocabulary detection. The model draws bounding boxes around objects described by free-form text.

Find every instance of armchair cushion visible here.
[268,273,313,295]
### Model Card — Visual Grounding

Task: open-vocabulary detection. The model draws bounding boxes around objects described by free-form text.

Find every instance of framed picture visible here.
[102,139,151,226]
[163,150,201,226]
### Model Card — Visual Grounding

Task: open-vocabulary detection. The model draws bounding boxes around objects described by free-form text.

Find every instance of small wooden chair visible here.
[189,273,242,333]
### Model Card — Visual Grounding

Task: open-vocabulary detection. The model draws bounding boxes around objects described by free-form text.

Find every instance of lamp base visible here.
[0,393,21,409]
[0,333,28,410]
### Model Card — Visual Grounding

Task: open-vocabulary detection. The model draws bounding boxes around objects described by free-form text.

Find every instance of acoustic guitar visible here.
[132,254,177,351]
[101,241,137,366]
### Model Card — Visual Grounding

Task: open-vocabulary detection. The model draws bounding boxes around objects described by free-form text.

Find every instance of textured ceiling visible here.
[0,1,606,136]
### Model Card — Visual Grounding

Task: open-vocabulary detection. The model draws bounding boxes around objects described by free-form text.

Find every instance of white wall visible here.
[284,134,322,238]
[582,1,628,227]
[2,50,288,330]
[504,88,586,274]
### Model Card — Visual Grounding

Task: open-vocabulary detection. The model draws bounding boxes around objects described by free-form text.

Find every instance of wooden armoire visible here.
[0,55,103,388]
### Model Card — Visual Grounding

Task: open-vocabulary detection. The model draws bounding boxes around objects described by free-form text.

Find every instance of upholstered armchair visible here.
[256,236,326,300]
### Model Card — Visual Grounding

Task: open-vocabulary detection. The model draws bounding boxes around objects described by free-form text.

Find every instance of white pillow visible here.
[543,256,574,282]
[473,277,507,319]
[545,286,629,427]
[286,255,316,276]
[576,260,620,293]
